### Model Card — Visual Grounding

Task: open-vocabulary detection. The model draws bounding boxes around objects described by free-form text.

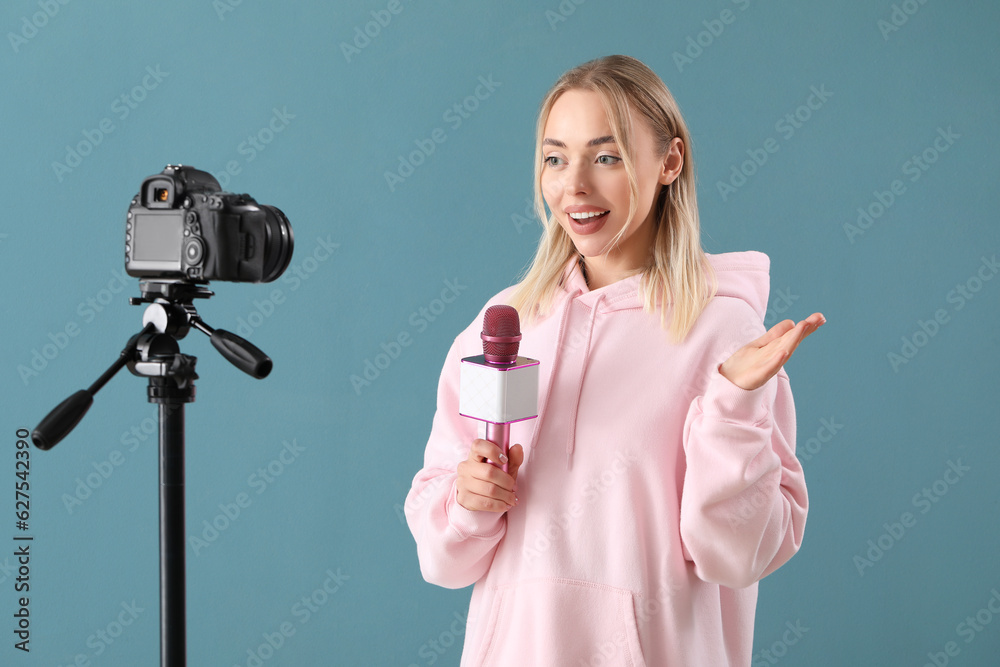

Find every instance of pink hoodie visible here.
[406,251,808,666]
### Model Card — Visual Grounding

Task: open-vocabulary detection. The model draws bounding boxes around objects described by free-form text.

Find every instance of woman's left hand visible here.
[719,312,826,391]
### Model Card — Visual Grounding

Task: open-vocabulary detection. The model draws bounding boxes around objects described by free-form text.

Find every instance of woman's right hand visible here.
[456,439,523,512]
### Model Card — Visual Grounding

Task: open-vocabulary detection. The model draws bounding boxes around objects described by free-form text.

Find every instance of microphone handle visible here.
[485,421,510,474]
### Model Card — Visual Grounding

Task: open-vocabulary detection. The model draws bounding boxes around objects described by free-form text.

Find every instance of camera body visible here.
[125,165,293,284]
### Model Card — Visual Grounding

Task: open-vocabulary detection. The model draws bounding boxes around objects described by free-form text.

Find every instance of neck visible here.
[579,214,658,289]
[580,251,650,290]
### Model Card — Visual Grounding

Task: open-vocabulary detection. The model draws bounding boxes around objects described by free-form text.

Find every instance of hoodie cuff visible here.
[701,365,777,425]
[445,479,506,539]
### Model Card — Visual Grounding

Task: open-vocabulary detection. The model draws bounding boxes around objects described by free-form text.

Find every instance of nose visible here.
[564,161,591,195]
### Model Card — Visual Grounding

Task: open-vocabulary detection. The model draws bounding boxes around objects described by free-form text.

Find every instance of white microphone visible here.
[459,305,539,470]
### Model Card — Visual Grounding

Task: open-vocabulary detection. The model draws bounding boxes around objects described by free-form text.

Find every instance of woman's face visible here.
[540,89,681,282]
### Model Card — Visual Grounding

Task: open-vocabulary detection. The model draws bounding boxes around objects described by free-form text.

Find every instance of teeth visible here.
[568,210,609,220]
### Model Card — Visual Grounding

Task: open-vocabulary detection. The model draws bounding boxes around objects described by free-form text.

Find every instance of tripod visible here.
[33,280,274,667]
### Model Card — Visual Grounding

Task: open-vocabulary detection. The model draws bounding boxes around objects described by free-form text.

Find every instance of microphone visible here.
[459,305,539,470]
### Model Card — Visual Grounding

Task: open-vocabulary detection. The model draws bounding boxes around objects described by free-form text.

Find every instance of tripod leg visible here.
[159,398,187,667]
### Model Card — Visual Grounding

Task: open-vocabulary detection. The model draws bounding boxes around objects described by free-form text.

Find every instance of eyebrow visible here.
[543,135,616,148]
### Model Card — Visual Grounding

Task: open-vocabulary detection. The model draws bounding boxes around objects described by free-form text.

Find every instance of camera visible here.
[125,165,293,283]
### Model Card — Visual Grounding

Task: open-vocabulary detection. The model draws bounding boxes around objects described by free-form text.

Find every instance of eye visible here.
[544,155,565,167]
[596,154,621,165]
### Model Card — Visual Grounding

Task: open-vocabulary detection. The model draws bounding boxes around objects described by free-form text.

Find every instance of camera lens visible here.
[260,205,294,283]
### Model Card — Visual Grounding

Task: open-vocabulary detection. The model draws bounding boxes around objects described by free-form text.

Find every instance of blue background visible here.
[2,1,998,665]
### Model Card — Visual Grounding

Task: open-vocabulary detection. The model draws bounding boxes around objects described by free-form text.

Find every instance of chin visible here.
[572,235,617,259]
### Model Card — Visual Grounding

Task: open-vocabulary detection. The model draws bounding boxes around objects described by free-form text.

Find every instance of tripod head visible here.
[131,280,272,379]
[31,280,272,450]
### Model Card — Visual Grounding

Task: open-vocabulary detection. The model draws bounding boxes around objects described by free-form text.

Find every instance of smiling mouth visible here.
[568,210,610,223]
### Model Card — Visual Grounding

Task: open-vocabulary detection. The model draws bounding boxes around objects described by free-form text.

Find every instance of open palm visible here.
[720,312,826,391]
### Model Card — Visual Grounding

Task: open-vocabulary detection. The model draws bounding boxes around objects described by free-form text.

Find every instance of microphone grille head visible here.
[482,305,521,364]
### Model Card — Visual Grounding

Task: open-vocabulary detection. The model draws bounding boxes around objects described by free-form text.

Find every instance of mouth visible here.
[566,209,610,235]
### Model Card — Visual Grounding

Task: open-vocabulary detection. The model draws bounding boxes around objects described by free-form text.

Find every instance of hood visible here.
[555,250,771,317]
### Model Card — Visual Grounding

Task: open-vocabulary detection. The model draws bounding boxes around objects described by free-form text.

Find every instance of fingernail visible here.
[499,453,508,464]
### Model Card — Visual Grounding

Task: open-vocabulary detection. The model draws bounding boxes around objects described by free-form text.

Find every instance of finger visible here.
[468,438,509,467]
[805,312,826,326]
[507,444,524,490]
[461,457,516,493]
[779,313,826,357]
[791,313,826,343]
[462,475,517,506]
[457,489,512,513]
[750,318,795,348]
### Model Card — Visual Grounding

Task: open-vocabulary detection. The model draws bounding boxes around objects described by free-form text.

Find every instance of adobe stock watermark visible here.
[61,409,161,514]
[0,556,19,586]
[340,0,412,63]
[887,253,997,372]
[232,567,349,667]
[726,475,777,531]
[763,287,800,328]
[51,65,169,182]
[212,0,245,21]
[543,0,588,31]
[212,107,296,190]
[877,0,933,40]
[578,636,626,667]
[843,126,959,244]
[350,277,469,395]
[716,84,833,202]
[752,619,809,666]
[7,0,73,54]
[797,416,844,466]
[522,449,639,563]
[577,576,685,667]
[234,235,340,340]
[405,609,468,667]
[397,474,449,527]
[921,586,1000,666]
[672,0,753,72]
[55,599,146,666]
[384,74,502,192]
[16,268,131,386]
[189,438,306,556]
[853,458,970,576]
[511,196,542,235]
[557,309,603,357]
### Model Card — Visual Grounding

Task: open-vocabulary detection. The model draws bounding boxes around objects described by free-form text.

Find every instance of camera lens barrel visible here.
[260,205,294,283]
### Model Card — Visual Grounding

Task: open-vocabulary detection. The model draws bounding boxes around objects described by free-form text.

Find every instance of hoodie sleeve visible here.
[678,356,808,590]
[404,331,509,590]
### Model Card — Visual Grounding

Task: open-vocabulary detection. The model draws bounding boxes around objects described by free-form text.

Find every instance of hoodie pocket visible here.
[473,578,648,667]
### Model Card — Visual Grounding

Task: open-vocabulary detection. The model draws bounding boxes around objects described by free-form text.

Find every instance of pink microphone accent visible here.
[482,305,521,365]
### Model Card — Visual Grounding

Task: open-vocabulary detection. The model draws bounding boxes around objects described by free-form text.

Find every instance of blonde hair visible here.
[508,55,716,343]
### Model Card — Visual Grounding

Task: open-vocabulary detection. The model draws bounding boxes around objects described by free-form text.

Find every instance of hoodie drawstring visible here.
[564,292,605,466]
[527,284,580,462]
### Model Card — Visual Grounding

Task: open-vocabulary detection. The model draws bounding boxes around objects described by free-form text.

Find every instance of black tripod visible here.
[33,280,273,667]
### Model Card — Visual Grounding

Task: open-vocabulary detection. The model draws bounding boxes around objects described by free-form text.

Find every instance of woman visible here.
[406,54,824,666]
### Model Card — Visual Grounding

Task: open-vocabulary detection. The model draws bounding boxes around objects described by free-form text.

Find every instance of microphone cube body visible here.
[459,355,539,425]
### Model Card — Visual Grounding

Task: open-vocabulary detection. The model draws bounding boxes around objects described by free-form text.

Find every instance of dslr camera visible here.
[125,165,293,283]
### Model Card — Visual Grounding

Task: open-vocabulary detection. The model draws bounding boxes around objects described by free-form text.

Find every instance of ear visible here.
[658,137,684,186]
